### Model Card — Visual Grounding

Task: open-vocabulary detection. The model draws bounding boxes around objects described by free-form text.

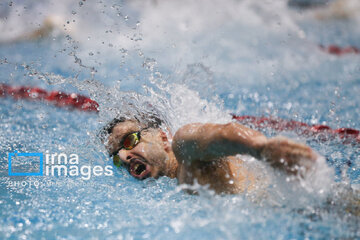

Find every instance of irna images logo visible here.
[8,151,113,180]
[8,151,44,176]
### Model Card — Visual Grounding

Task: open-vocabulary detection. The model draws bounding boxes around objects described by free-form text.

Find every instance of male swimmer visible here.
[0,16,65,44]
[101,113,318,194]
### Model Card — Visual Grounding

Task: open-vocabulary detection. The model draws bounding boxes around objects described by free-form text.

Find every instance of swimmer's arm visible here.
[172,122,266,162]
[259,136,318,174]
[172,122,317,173]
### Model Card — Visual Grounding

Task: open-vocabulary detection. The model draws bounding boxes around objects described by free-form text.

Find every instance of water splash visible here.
[0,0,360,239]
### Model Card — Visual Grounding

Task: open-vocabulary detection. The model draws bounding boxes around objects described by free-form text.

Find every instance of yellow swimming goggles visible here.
[113,131,141,167]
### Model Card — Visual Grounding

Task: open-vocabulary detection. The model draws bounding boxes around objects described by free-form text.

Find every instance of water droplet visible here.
[79,1,84,7]
[72,11,77,15]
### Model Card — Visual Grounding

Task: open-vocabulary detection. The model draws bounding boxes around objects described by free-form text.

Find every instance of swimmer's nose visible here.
[117,149,132,164]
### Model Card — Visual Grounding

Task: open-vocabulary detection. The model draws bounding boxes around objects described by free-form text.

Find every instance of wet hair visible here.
[98,112,164,143]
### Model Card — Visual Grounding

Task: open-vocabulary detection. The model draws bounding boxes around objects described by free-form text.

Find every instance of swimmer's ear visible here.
[160,130,172,152]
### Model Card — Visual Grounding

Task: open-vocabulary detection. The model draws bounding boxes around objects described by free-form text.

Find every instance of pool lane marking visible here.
[319,45,360,56]
[0,83,99,112]
[232,115,360,145]
[1,83,359,144]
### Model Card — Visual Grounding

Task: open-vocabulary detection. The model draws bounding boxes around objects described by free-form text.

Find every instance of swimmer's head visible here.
[100,112,178,180]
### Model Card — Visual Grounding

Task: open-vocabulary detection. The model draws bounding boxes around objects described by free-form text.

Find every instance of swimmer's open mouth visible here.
[129,159,151,179]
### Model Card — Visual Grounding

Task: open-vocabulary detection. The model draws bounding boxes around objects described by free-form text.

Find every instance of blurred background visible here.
[0,0,359,239]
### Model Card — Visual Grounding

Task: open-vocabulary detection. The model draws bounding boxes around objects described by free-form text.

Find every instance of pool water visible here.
[0,0,359,239]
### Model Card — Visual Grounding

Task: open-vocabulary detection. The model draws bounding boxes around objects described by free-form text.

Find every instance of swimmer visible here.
[0,16,66,44]
[101,112,319,194]
[288,0,360,20]
[313,0,360,20]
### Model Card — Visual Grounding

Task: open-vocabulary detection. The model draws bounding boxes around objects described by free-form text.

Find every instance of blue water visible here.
[1,0,360,239]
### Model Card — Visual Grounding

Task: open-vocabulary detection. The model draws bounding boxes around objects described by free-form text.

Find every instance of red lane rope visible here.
[319,45,360,56]
[1,83,359,144]
[232,115,360,144]
[0,83,99,112]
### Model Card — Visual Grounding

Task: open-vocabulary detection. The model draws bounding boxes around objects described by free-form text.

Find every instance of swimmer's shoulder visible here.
[172,123,221,162]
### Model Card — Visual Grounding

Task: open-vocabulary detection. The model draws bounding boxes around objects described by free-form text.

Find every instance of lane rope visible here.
[0,83,99,112]
[319,45,360,56]
[1,83,358,144]
[232,115,360,144]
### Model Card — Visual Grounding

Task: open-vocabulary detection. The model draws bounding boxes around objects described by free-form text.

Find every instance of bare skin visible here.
[1,16,62,44]
[107,120,318,194]
[315,0,360,20]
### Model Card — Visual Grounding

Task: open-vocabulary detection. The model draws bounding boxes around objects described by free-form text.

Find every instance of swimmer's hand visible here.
[260,136,318,175]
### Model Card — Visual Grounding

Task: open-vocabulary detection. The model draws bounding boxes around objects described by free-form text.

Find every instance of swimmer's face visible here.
[107,120,177,180]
